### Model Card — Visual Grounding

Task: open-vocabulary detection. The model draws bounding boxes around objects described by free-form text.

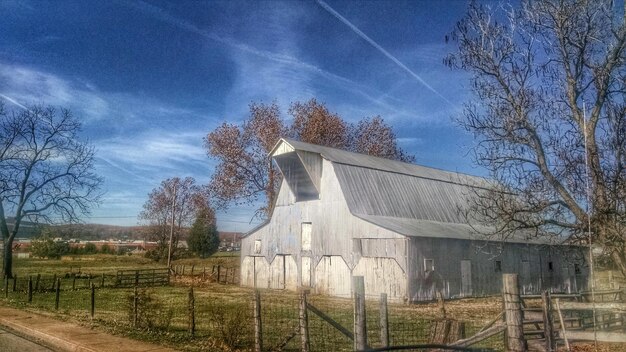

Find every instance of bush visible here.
[126,288,172,330]
[84,242,97,254]
[206,303,250,349]
[145,247,166,262]
[100,243,114,254]
[30,235,70,259]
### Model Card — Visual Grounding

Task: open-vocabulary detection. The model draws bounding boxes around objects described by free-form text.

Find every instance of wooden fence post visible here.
[437,290,447,319]
[28,276,33,303]
[182,265,186,276]
[352,276,367,352]
[254,289,263,352]
[135,270,139,286]
[101,273,105,288]
[90,283,95,318]
[300,290,310,352]
[55,278,61,310]
[35,273,40,292]
[191,265,195,277]
[133,286,138,327]
[202,266,206,281]
[188,287,195,337]
[380,293,389,348]
[542,291,555,352]
[51,273,57,291]
[503,274,526,352]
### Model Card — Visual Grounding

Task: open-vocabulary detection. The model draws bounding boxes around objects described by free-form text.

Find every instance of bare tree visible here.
[205,99,415,218]
[0,104,103,277]
[446,1,626,274]
[139,177,212,262]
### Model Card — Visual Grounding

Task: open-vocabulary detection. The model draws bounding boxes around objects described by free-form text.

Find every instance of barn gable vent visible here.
[271,140,322,202]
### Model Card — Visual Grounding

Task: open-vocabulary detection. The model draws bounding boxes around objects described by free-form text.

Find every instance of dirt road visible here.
[0,328,53,352]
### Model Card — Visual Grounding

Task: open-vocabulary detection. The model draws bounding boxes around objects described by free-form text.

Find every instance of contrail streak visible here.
[126,0,421,117]
[316,0,455,107]
[0,93,28,110]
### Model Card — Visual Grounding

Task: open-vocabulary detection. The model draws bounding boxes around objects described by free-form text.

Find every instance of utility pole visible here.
[167,182,177,269]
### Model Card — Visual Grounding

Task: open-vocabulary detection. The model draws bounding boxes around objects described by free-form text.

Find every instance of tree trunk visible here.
[611,251,626,280]
[266,161,276,216]
[3,240,12,279]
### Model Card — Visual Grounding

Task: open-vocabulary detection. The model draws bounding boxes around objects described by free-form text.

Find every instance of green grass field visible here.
[2,254,507,351]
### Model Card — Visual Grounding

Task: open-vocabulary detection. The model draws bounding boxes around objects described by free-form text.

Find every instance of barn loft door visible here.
[460,260,472,297]
[302,256,311,287]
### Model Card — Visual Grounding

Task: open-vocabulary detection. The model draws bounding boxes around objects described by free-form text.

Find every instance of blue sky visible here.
[0,0,483,232]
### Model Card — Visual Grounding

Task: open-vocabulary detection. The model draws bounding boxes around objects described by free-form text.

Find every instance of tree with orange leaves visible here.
[205,99,414,218]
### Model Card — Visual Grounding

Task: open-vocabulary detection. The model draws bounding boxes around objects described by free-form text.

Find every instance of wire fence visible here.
[1,273,504,351]
[257,293,502,352]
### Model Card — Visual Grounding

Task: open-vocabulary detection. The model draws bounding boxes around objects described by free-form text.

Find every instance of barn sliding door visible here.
[460,260,472,297]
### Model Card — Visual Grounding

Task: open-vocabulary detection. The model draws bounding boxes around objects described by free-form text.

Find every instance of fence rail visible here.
[170,264,239,285]
[115,268,169,287]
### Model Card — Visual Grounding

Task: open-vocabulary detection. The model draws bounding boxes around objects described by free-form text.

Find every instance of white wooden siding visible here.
[301,223,311,251]
[241,159,406,292]
[353,257,406,302]
[301,256,311,287]
[315,256,351,297]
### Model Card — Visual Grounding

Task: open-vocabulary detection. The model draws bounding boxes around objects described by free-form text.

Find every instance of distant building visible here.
[219,232,242,251]
[241,138,588,302]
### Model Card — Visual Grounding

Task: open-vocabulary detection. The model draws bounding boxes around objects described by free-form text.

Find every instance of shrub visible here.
[83,242,97,254]
[30,235,70,259]
[206,303,250,349]
[126,288,172,330]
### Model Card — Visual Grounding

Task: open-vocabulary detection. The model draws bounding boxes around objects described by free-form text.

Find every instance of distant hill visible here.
[5,218,241,243]
[5,218,41,238]
[44,223,147,241]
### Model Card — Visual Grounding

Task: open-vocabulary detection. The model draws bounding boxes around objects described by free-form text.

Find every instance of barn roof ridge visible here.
[276,138,490,189]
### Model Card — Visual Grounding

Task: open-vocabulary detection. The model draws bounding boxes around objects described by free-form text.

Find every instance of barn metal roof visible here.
[251,138,547,243]
[279,138,491,189]
[355,214,554,244]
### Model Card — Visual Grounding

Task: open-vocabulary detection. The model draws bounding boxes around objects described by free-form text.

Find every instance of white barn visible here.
[240,138,588,302]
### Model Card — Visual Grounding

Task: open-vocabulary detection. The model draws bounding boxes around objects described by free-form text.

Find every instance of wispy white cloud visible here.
[397,137,424,146]
[125,0,444,124]
[0,63,111,121]
[0,62,209,133]
[97,130,209,173]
